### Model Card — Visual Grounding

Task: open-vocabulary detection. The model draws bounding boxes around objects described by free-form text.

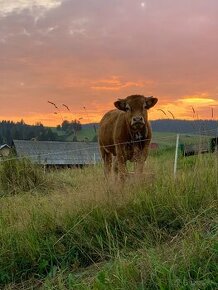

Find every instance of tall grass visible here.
[0,158,51,195]
[0,153,217,289]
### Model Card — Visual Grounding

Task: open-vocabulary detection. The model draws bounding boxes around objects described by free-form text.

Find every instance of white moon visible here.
[141,2,146,8]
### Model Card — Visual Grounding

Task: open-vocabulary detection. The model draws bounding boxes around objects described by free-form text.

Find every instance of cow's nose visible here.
[132,116,144,123]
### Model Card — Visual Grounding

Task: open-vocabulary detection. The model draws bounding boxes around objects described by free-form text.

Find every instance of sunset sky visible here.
[0,0,218,125]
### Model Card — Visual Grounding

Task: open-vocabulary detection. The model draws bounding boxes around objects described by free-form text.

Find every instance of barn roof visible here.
[0,144,10,150]
[13,140,101,165]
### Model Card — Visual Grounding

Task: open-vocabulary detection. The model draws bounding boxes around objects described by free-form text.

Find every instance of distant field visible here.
[77,126,97,141]
[51,126,97,141]
[0,149,217,289]
[52,126,212,148]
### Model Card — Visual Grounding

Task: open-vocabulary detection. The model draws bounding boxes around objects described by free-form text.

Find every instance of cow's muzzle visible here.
[131,116,145,129]
[132,116,144,123]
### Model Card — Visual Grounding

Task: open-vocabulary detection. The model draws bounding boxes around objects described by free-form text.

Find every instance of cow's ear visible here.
[145,96,158,109]
[114,99,127,111]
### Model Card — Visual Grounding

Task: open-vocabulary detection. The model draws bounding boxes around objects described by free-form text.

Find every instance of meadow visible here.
[0,147,217,289]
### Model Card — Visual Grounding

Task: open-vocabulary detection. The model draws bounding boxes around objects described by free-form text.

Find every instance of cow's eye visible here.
[125,104,131,112]
[143,103,147,110]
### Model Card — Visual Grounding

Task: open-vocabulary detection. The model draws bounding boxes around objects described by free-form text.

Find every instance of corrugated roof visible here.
[13,140,101,165]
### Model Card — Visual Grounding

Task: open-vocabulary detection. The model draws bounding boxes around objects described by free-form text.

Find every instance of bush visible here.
[0,158,49,195]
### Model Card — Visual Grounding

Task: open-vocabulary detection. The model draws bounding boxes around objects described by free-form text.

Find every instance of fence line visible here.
[0,134,177,163]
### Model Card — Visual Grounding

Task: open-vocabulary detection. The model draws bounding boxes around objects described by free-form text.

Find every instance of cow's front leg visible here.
[116,147,128,181]
[134,145,149,176]
[134,158,145,176]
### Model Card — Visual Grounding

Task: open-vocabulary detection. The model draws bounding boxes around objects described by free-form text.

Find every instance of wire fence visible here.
[0,134,178,164]
[0,128,217,175]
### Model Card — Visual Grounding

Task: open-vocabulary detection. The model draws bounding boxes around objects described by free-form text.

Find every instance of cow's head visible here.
[114,95,158,130]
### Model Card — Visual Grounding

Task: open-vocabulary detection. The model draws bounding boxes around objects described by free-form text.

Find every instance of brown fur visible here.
[98,95,158,180]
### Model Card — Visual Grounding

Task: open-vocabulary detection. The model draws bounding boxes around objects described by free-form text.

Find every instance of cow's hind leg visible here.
[101,148,113,178]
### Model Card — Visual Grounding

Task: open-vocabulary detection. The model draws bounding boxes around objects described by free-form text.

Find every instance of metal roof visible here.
[0,144,10,150]
[13,140,101,165]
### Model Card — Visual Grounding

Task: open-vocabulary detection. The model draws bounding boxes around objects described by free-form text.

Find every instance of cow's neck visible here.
[132,130,145,141]
[130,128,146,142]
[129,126,147,143]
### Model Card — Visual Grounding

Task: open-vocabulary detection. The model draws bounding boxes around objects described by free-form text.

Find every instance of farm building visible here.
[0,144,11,158]
[180,143,209,157]
[211,137,218,152]
[13,140,101,167]
[180,137,218,157]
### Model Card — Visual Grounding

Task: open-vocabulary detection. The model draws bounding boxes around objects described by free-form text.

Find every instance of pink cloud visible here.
[0,0,218,124]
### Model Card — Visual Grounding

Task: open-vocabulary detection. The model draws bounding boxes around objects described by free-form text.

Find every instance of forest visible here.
[0,119,82,145]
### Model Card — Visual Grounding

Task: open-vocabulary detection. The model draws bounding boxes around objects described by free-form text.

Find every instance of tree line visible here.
[0,119,217,146]
[0,120,82,145]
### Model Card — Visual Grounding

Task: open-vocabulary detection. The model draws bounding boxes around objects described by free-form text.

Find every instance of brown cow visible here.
[98,95,158,180]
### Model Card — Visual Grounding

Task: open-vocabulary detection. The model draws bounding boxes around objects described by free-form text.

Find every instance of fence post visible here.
[93,153,96,166]
[216,129,218,197]
[174,134,180,178]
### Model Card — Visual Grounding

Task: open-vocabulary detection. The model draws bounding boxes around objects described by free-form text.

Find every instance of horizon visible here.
[1,0,218,125]
[0,117,217,128]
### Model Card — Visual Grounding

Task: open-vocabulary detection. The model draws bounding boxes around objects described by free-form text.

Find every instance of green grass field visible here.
[51,126,97,142]
[0,150,217,289]
[52,126,212,152]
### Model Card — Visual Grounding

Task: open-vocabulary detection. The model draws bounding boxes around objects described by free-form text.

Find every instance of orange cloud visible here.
[1,93,217,126]
[179,94,217,106]
[156,94,218,120]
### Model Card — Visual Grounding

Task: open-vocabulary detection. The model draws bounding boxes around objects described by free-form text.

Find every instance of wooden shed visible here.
[13,140,101,167]
[0,144,11,158]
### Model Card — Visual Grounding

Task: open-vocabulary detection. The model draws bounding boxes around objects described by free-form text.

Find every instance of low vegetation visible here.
[0,151,217,289]
[0,158,51,195]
